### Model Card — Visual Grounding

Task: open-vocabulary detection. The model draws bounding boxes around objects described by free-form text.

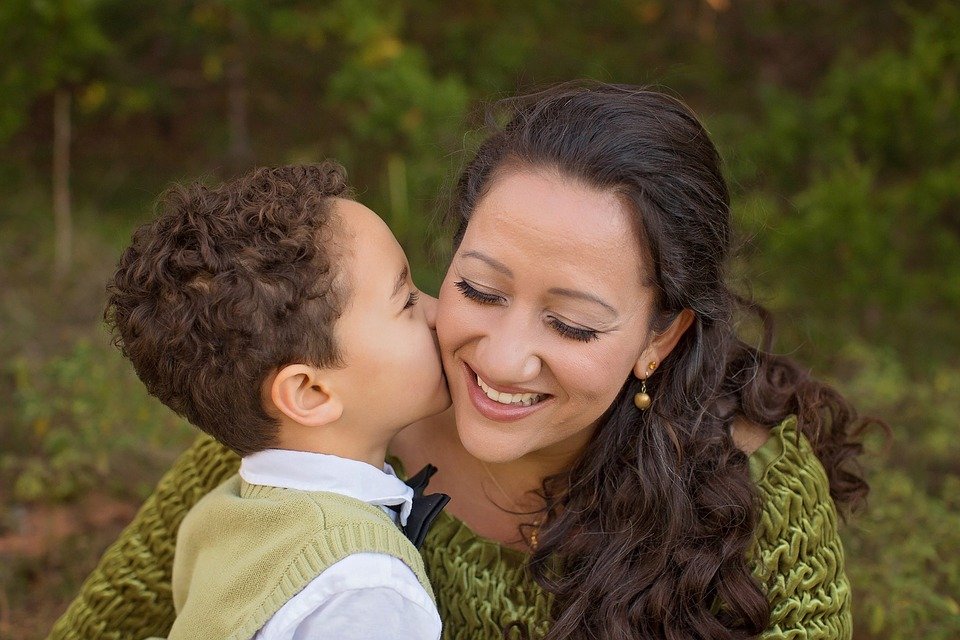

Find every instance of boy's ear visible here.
[269,364,343,428]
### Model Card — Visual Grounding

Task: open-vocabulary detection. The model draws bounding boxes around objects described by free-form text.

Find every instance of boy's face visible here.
[330,199,451,435]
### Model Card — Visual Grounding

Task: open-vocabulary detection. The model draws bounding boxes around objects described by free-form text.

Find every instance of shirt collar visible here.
[239,449,414,525]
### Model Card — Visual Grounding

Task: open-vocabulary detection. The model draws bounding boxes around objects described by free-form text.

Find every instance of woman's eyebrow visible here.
[462,250,618,317]
[461,250,513,277]
[549,287,618,317]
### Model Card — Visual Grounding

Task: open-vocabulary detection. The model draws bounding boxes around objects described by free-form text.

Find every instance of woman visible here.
[48,83,868,639]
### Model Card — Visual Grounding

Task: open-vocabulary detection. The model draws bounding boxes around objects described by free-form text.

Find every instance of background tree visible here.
[0,0,112,282]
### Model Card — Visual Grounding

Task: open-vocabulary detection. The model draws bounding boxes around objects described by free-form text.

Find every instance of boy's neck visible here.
[274,423,392,469]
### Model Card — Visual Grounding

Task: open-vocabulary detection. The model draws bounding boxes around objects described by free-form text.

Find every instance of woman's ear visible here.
[269,364,343,427]
[633,309,695,378]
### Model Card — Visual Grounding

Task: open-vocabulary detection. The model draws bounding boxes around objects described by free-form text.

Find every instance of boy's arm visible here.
[260,553,441,640]
[46,435,239,640]
[291,587,441,640]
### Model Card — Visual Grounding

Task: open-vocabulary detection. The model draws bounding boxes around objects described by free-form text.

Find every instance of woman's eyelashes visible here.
[403,290,420,310]
[454,279,503,305]
[546,317,600,342]
[454,279,600,343]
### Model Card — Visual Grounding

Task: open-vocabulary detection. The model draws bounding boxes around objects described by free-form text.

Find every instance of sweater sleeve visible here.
[750,417,853,640]
[45,435,239,640]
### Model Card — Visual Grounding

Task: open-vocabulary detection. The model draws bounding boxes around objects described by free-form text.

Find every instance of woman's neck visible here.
[390,408,587,549]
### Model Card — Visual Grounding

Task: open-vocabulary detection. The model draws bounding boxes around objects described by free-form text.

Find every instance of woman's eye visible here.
[403,290,420,310]
[454,280,503,305]
[547,317,599,342]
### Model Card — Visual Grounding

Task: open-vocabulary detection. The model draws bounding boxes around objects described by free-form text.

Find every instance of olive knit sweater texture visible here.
[46,416,851,640]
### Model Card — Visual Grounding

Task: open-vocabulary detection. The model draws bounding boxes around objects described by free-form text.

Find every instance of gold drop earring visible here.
[633,361,658,411]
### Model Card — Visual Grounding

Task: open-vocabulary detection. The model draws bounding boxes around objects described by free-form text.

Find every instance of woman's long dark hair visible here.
[450,83,872,640]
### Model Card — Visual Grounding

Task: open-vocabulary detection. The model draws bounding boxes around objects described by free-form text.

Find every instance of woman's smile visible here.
[461,361,553,422]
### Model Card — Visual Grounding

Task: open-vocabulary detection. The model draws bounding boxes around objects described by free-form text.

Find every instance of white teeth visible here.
[476,374,544,406]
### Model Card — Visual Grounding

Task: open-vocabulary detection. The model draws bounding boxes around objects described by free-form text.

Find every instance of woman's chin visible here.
[454,414,533,464]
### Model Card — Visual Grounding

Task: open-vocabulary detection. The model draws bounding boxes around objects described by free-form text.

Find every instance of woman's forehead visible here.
[460,169,649,286]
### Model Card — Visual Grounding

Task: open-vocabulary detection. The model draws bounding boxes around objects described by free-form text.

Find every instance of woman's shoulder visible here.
[747,415,832,504]
[748,416,838,538]
[736,416,843,564]
[747,416,853,639]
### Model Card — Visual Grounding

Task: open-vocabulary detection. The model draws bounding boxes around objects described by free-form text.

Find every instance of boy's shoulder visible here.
[179,473,397,540]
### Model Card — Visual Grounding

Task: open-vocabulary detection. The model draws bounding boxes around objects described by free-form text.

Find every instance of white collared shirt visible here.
[238,449,441,640]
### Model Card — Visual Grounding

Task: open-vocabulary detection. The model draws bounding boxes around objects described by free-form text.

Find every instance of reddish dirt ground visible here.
[0,494,137,640]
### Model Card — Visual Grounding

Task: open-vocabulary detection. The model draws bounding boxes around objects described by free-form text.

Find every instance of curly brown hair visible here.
[453,83,875,640]
[105,163,351,456]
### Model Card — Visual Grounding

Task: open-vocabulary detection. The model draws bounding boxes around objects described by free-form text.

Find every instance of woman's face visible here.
[437,167,671,466]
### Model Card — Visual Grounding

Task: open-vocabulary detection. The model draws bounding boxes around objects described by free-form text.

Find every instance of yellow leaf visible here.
[191,4,220,27]
[203,54,224,81]
[361,35,403,66]
[34,417,49,438]
[400,107,423,132]
[79,82,107,113]
[632,2,663,24]
[869,603,885,634]
[946,597,960,616]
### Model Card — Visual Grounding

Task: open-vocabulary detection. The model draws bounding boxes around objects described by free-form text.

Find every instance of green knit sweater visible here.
[167,476,432,640]
[46,416,851,640]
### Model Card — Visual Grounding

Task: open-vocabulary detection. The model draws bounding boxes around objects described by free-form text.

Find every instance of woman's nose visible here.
[475,314,541,383]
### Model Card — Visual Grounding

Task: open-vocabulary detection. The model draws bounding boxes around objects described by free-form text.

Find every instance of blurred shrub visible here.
[838,343,960,639]
[327,42,468,291]
[725,2,960,371]
[321,2,470,292]
[4,337,195,503]
[847,468,960,639]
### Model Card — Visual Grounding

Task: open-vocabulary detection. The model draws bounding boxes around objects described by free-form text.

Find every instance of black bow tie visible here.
[397,464,450,549]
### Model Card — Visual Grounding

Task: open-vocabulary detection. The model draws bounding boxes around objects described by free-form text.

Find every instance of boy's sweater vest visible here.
[167,475,432,640]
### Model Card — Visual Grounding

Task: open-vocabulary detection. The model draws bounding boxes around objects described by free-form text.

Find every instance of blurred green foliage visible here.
[0,0,112,140]
[723,4,960,369]
[838,343,960,638]
[5,339,194,503]
[0,1,957,638]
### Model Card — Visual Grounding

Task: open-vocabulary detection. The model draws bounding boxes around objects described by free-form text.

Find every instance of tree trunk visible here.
[53,88,72,283]
[226,11,253,173]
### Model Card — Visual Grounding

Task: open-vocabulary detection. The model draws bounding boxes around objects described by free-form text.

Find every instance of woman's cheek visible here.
[436,311,462,357]
[555,343,633,403]
[437,297,491,353]
[434,288,463,351]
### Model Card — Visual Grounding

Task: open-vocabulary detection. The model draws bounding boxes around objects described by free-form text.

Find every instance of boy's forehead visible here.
[332,198,389,235]
[332,199,404,279]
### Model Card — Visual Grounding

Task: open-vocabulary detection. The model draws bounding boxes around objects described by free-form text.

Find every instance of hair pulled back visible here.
[451,83,871,640]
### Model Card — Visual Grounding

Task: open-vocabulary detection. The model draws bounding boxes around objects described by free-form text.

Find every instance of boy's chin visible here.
[409,398,453,428]
[421,390,453,422]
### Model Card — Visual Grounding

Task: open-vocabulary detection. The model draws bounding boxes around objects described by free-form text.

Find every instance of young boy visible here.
[105,163,451,640]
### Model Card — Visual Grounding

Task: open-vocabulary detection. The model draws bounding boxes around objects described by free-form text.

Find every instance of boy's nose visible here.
[421,293,439,329]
